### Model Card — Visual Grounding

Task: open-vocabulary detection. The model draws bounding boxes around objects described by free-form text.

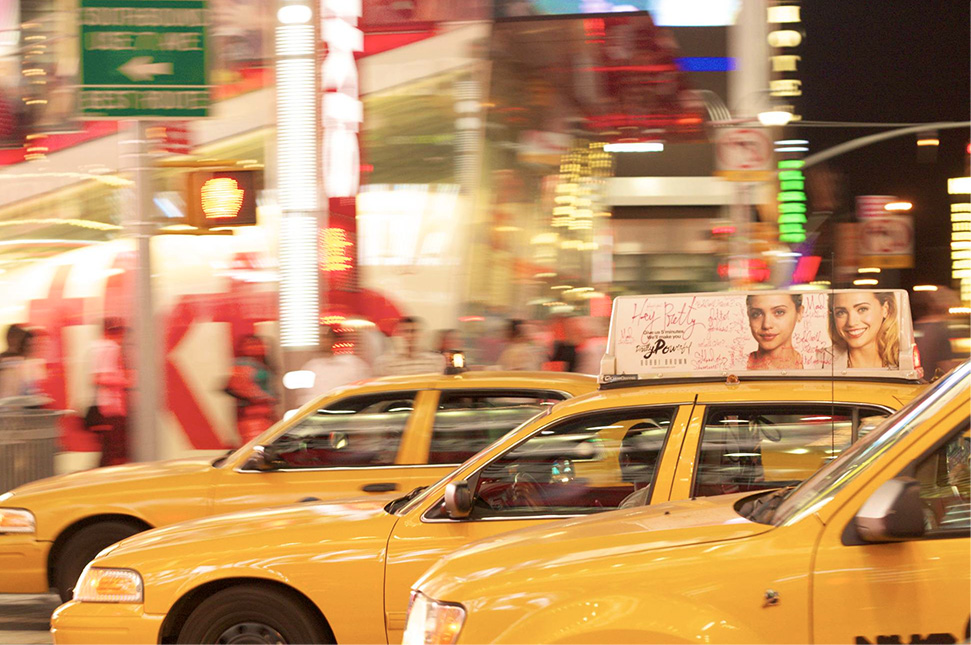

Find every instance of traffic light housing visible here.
[186,169,262,228]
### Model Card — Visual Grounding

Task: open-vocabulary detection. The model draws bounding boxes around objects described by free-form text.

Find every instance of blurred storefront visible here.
[0,0,791,461]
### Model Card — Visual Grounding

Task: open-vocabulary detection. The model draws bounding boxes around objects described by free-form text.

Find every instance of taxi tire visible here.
[177,586,330,644]
[54,520,143,603]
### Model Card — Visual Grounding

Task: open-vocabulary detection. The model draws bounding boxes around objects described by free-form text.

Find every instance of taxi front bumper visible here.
[51,601,164,645]
[0,535,50,593]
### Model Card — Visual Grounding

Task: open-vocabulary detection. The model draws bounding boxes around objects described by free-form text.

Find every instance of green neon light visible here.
[778,191,807,202]
[778,159,805,169]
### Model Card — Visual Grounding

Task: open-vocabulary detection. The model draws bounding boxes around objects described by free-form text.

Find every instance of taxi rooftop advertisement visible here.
[600,290,920,383]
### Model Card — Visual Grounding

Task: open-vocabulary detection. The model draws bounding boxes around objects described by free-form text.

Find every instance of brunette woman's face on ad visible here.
[747,295,801,352]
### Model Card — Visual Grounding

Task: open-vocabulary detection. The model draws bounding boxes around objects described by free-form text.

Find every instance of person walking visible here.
[295,326,371,408]
[374,316,446,376]
[89,318,132,466]
[0,324,29,400]
[226,334,278,445]
[497,319,543,371]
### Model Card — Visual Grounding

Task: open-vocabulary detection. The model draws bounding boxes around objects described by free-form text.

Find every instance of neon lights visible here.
[777,160,807,244]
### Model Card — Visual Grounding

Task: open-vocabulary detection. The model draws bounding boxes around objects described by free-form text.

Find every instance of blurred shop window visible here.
[470,407,678,517]
[265,392,418,468]
[427,390,568,465]
[693,405,893,498]
[914,425,970,534]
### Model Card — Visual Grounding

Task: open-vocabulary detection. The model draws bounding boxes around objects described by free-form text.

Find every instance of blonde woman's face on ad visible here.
[833,292,887,349]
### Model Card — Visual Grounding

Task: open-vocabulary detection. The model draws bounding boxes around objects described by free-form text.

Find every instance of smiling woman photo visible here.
[829,291,900,369]
[745,293,805,370]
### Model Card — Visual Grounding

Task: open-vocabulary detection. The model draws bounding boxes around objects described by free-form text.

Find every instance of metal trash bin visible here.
[0,408,63,494]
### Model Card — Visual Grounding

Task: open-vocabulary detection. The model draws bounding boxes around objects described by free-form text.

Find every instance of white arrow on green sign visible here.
[79,0,209,119]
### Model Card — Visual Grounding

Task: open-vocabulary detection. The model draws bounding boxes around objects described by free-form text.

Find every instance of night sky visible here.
[798,0,971,289]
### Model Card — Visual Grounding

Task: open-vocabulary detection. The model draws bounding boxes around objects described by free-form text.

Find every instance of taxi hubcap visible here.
[216,622,287,644]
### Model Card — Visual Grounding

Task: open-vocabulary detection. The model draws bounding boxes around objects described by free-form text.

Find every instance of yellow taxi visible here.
[49,290,927,645]
[0,371,596,600]
[407,361,970,645]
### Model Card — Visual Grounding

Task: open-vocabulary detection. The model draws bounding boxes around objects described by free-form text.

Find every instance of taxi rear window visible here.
[692,404,891,498]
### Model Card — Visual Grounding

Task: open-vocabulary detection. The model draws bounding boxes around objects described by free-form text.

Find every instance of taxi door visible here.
[812,406,970,644]
[210,390,452,515]
[382,403,694,643]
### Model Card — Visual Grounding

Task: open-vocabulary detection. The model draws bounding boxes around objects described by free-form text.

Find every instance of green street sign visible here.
[79,0,209,118]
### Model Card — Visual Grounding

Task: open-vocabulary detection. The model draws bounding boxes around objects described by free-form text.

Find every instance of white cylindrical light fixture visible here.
[276,0,319,348]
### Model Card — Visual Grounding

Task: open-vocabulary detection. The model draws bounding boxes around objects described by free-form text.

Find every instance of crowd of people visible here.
[0,294,962,464]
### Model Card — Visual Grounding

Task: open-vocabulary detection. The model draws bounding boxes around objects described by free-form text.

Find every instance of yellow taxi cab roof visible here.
[364,371,598,391]
[550,376,922,414]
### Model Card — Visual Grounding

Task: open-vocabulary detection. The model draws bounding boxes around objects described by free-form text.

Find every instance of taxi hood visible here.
[100,496,395,560]
[416,493,772,599]
[2,459,213,498]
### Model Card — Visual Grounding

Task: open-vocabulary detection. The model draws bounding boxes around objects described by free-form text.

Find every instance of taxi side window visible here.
[265,392,418,469]
[693,405,891,498]
[428,390,567,465]
[914,424,970,534]
[468,407,678,518]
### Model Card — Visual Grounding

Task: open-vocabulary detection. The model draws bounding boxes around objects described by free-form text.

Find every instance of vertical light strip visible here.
[276,5,318,347]
[279,213,319,347]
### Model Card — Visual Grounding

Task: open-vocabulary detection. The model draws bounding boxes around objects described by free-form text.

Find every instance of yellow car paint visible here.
[0,372,595,595]
[411,366,970,644]
[48,376,924,644]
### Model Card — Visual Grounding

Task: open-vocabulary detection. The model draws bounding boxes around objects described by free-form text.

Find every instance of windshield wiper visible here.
[740,486,796,524]
[384,486,427,514]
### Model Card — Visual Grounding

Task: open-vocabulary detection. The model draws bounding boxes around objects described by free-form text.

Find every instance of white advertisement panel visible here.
[601,290,920,383]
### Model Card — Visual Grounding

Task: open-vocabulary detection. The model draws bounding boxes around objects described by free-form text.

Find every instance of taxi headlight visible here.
[402,591,466,645]
[0,508,35,534]
[74,566,143,603]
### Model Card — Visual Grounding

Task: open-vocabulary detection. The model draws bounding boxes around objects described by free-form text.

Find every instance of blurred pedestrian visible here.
[295,326,371,408]
[226,334,278,445]
[498,319,543,371]
[89,318,133,466]
[0,324,30,400]
[913,288,958,379]
[575,316,609,374]
[546,315,580,372]
[374,316,446,376]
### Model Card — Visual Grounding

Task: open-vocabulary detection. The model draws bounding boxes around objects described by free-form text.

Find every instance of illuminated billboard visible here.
[495,0,740,25]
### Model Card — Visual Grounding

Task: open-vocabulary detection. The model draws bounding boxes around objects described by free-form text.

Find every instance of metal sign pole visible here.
[127,121,158,462]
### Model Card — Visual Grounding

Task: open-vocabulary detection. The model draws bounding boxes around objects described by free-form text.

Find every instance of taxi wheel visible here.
[54,520,143,602]
[177,586,330,644]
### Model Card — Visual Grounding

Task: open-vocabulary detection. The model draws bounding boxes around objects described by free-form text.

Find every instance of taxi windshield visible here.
[758,362,971,526]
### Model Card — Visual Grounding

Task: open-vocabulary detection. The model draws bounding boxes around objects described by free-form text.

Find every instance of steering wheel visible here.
[751,415,782,442]
[504,472,545,509]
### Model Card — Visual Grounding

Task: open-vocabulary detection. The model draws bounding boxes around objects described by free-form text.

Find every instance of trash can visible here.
[0,408,63,494]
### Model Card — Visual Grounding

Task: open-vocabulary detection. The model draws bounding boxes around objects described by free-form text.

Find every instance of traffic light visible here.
[186,169,262,228]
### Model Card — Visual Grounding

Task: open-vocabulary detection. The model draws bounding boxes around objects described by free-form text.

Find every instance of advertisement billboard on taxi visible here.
[600,290,921,384]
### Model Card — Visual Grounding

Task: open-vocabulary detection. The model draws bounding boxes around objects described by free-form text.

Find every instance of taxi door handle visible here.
[362,482,399,493]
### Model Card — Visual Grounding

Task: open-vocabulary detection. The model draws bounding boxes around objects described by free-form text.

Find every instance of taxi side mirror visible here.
[444,481,473,519]
[854,477,925,542]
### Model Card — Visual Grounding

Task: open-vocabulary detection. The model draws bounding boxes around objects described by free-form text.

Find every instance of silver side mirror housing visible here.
[444,481,473,519]
[854,476,925,542]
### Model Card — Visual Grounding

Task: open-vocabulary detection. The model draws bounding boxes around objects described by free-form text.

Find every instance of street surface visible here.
[0,595,58,644]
